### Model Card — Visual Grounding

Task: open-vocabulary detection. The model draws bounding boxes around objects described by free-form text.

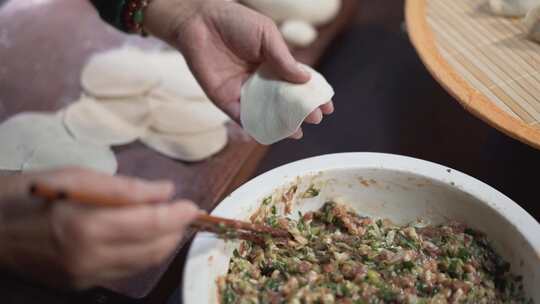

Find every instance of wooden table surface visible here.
[0,0,358,303]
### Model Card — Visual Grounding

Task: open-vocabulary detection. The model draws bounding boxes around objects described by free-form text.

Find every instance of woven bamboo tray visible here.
[406,0,540,149]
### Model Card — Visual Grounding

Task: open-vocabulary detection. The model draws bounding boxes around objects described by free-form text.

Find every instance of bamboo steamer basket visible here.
[406,0,540,149]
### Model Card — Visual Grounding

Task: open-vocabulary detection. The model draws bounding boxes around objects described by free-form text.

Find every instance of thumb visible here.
[261,21,311,84]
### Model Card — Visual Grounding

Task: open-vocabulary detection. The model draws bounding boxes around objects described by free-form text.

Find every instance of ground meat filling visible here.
[218,202,532,304]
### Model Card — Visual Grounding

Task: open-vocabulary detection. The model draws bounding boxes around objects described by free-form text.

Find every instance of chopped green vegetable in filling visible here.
[218,202,532,304]
[302,184,320,198]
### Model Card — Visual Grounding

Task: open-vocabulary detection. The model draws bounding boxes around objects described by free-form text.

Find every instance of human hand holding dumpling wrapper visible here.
[145,0,334,141]
[241,64,335,145]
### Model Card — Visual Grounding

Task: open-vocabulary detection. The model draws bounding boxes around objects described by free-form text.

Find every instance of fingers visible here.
[219,100,241,125]
[35,167,175,205]
[73,232,186,288]
[289,128,303,140]
[78,199,200,243]
[289,103,333,140]
[50,199,200,288]
[261,20,310,84]
[320,101,334,115]
[304,109,323,125]
[101,233,184,275]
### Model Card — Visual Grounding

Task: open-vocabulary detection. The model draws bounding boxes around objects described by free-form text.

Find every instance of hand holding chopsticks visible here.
[1,168,203,289]
[29,181,289,243]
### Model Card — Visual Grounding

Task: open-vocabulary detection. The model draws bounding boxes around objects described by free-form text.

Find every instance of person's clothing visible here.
[89,0,129,33]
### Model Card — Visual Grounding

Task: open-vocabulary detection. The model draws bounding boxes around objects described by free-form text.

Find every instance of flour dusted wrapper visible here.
[23,140,117,174]
[141,127,228,162]
[149,97,229,134]
[0,113,75,170]
[81,47,160,98]
[147,52,208,102]
[240,64,334,145]
[64,96,148,146]
[94,96,153,127]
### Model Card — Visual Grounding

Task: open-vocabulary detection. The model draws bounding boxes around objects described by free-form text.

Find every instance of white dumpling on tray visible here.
[240,64,334,145]
[0,112,75,170]
[81,47,160,98]
[489,0,540,17]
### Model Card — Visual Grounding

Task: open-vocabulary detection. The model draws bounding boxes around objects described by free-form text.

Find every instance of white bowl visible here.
[183,153,540,303]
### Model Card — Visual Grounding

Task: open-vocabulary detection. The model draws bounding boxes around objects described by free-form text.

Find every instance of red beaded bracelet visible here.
[122,0,152,36]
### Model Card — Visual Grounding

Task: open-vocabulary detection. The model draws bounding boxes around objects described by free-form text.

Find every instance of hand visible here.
[0,167,199,289]
[144,0,334,139]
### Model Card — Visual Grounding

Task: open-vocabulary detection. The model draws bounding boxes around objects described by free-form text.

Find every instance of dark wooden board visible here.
[0,0,359,300]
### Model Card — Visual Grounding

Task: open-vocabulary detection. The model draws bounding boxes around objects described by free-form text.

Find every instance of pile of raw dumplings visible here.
[0,47,229,175]
[489,0,540,42]
[240,0,342,47]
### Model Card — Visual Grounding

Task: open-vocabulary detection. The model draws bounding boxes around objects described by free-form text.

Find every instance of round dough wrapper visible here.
[64,97,147,146]
[81,47,160,98]
[0,112,75,170]
[94,96,153,127]
[280,20,318,47]
[241,0,341,26]
[55,109,66,119]
[149,98,229,134]
[148,52,208,102]
[22,140,117,174]
[489,0,540,17]
[240,64,334,145]
[141,127,228,162]
[525,6,540,42]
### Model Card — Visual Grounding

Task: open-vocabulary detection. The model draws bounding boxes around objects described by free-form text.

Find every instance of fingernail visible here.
[297,62,311,77]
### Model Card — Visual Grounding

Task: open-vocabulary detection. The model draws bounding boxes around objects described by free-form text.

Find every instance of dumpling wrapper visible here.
[148,52,208,102]
[241,0,341,26]
[149,97,229,134]
[280,20,318,47]
[240,64,334,145]
[94,96,153,127]
[0,112,75,170]
[22,140,117,175]
[64,96,148,146]
[81,47,160,98]
[141,127,228,162]
[525,6,540,42]
[489,0,540,17]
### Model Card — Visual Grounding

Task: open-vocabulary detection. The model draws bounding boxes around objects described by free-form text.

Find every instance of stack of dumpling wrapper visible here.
[0,47,229,175]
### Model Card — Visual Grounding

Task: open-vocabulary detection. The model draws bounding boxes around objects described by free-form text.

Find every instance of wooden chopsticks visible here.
[28,181,290,242]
